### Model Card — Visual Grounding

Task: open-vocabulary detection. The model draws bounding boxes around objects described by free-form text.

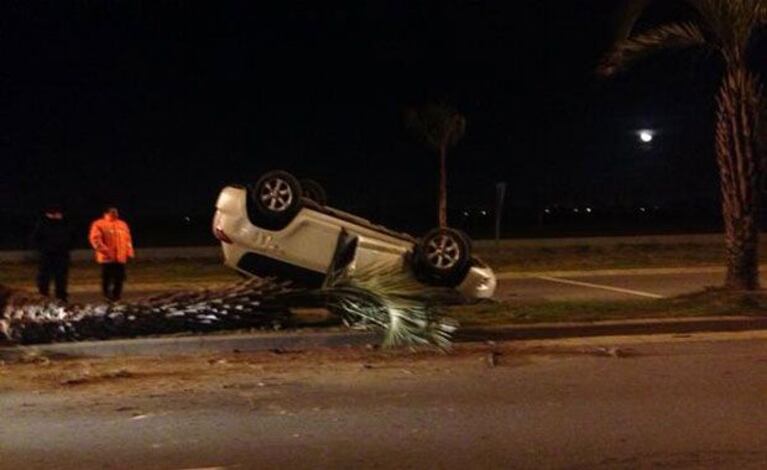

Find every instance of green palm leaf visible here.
[316,263,458,348]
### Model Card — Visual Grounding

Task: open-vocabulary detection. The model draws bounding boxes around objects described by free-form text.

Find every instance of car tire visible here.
[250,170,303,230]
[300,178,327,206]
[413,227,472,287]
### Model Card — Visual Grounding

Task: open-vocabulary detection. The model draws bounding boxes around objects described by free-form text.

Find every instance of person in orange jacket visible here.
[89,207,134,301]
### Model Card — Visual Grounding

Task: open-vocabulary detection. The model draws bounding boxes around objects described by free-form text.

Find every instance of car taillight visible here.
[214,227,233,244]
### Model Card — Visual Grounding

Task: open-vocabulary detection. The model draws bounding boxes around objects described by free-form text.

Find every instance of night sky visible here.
[2,1,763,244]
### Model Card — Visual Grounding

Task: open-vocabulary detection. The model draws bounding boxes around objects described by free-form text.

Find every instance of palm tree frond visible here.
[317,262,459,349]
[598,21,706,76]
[751,0,767,23]
[403,103,466,151]
[691,0,766,56]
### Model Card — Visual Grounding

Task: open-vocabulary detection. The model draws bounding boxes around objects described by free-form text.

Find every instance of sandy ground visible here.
[0,341,624,426]
[0,342,536,397]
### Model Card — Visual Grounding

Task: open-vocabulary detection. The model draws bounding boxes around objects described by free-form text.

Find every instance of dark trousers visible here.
[101,263,126,301]
[37,253,70,302]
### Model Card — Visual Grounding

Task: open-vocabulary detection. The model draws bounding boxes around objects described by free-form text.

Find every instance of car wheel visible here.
[414,227,472,286]
[300,178,327,206]
[250,170,303,230]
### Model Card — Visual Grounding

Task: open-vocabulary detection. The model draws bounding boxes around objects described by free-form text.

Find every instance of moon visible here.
[639,130,653,143]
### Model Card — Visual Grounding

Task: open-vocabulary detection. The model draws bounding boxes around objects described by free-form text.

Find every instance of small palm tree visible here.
[404,103,467,228]
[600,0,766,290]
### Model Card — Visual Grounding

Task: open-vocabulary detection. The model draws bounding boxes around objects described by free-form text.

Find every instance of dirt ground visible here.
[2,332,755,399]
[0,342,584,402]
[1,333,761,420]
[0,344,525,429]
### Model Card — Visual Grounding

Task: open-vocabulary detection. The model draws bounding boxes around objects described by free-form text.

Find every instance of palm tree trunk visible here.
[438,146,447,228]
[715,66,763,290]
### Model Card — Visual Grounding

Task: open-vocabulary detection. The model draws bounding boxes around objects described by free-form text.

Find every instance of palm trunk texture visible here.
[439,146,447,228]
[1,268,457,348]
[715,65,763,290]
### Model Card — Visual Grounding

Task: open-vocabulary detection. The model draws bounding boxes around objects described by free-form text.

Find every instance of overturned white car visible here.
[212,170,496,299]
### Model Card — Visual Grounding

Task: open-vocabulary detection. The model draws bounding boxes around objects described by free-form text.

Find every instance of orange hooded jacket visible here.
[88,216,135,264]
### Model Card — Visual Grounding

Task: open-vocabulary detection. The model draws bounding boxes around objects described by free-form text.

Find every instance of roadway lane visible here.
[495,270,727,302]
[3,333,767,469]
[45,267,738,304]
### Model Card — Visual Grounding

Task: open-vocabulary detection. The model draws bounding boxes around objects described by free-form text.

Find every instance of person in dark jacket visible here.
[30,205,76,302]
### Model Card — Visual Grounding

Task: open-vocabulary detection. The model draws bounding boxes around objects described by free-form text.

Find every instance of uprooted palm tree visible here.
[0,264,456,348]
[600,0,766,290]
[404,103,467,228]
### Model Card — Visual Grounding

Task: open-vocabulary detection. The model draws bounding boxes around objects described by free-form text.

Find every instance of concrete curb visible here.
[6,266,763,291]
[0,246,222,263]
[456,316,767,342]
[0,330,380,360]
[7,233,765,262]
[0,282,236,294]
[3,315,767,359]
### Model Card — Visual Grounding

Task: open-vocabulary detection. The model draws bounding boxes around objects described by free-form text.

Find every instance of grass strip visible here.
[453,289,767,327]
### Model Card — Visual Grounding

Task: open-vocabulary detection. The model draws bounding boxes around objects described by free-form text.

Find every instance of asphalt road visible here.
[3,333,767,469]
[55,267,731,305]
[496,269,727,302]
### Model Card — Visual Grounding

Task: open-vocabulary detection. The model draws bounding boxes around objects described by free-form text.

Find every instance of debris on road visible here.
[60,369,136,386]
[486,351,501,367]
[589,346,635,358]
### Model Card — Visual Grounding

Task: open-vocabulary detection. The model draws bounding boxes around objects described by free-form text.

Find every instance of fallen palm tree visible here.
[0,265,457,348]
